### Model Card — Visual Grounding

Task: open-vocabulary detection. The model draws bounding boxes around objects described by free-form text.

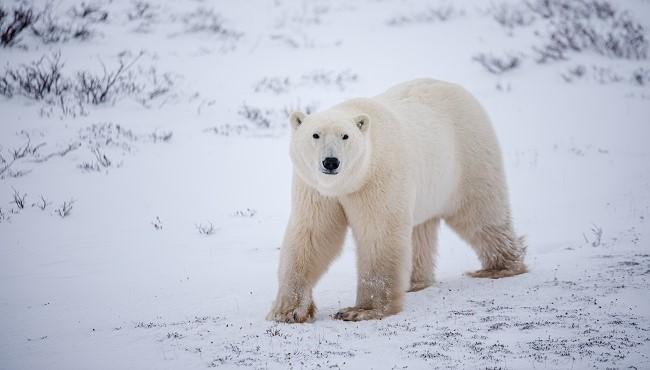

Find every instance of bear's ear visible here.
[355,114,369,133]
[289,111,306,131]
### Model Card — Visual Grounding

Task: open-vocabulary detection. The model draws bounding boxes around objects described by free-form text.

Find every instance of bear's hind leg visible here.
[464,223,527,278]
[408,217,440,292]
[447,211,527,279]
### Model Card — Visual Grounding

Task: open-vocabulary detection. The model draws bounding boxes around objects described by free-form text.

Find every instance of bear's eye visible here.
[312,133,320,139]
[342,134,349,140]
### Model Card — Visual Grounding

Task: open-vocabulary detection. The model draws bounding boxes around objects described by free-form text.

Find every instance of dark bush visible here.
[528,0,648,62]
[473,53,521,74]
[0,52,69,99]
[0,6,39,47]
[76,55,142,105]
[32,10,92,44]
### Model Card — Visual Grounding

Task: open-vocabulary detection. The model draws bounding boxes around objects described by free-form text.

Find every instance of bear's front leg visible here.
[336,192,413,321]
[267,176,348,323]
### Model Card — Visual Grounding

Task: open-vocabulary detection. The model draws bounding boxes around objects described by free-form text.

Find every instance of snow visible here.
[1,0,649,369]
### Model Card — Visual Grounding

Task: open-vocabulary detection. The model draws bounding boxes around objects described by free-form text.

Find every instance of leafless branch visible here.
[31,142,81,163]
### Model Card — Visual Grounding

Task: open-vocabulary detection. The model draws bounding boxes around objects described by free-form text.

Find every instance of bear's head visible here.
[289,110,372,197]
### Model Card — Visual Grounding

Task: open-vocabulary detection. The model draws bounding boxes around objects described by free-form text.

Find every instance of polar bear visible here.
[267,79,526,323]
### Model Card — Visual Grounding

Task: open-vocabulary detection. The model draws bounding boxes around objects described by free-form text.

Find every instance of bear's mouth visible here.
[320,169,339,175]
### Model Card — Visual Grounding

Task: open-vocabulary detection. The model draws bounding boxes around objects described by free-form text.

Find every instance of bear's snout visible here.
[322,157,340,173]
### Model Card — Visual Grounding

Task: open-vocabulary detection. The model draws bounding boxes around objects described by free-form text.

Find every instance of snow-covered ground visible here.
[1,0,649,368]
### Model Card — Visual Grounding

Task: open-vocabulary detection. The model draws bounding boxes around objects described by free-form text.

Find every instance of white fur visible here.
[268,79,527,323]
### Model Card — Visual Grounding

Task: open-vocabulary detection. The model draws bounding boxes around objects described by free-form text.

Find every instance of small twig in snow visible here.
[195,222,216,236]
[55,199,74,218]
[590,224,603,247]
[10,186,26,209]
[152,216,163,230]
[92,147,111,167]
[32,194,51,210]
[233,208,256,218]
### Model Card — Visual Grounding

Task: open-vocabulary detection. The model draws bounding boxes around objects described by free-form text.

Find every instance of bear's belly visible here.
[410,142,460,226]
[412,170,458,225]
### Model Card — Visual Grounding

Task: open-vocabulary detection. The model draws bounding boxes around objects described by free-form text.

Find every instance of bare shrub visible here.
[127,1,160,33]
[233,208,257,218]
[179,7,242,40]
[152,216,162,230]
[0,207,9,223]
[92,147,111,167]
[562,64,648,85]
[489,2,534,29]
[32,142,81,163]
[533,43,567,63]
[301,70,358,90]
[55,199,74,218]
[32,195,51,210]
[31,3,95,44]
[76,52,143,105]
[253,77,291,94]
[74,123,171,174]
[280,2,330,26]
[631,67,650,86]
[9,132,44,160]
[282,101,318,119]
[129,66,176,107]
[0,74,11,96]
[525,0,615,20]
[0,52,69,100]
[10,187,27,209]
[128,1,157,21]
[77,161,100,172]
[590,66,623,84]
[75,53,175,108]
[387,5,460,26]
[238,104,272,129]
[68,3,108,23]
[1,131,80,178]
[473,53,521,74]
[561,65,587,82]
[0,132,44,177]
[150,131,173,143]
[77,147,111,172]
[1,2,108,46]
[528,0,648,62]
[0,6,39,47]
[482,0,648,67]
[268,33,321,49]
[78,122,173,156]
[584,224,603,247]
[4,169,32,178]
[254,70,358,95]
[203,124,249,137]
[1,51,174,116]
[79,122,134,149]
[195,222,216,236]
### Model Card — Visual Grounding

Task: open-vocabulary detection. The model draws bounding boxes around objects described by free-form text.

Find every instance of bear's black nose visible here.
[322,157,340,171]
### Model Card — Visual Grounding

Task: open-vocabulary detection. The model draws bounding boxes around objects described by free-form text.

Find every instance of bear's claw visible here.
[465,263,527,279]
[333,307,385,321]
[266,302,316,323]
